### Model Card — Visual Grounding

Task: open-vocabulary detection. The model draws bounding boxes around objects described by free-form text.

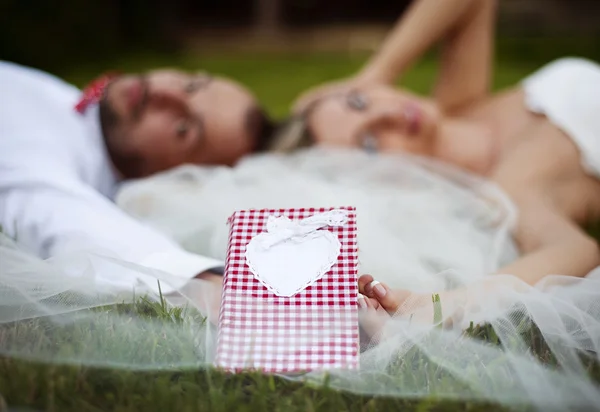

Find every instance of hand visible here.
[291,73,383,115]
[165,271,224,324]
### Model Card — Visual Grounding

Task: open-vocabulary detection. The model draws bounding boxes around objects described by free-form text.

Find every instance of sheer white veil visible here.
[1,148,599,411]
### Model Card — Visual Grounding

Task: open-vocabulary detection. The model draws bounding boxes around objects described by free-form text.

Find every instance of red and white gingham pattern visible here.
[215,207,359,373]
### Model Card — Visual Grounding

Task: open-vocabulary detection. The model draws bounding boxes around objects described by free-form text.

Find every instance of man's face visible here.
[100,69,262,177]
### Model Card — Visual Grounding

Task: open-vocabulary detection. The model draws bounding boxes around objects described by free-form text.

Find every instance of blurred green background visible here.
[1,0,600,118]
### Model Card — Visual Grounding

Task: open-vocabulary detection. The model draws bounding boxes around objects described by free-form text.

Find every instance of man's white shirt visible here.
[0,61,223,292]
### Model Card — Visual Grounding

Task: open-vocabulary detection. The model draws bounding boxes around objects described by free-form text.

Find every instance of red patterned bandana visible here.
[74,72,120,114]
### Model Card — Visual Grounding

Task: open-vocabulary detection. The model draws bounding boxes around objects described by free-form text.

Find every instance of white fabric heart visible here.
[245,210,348,297]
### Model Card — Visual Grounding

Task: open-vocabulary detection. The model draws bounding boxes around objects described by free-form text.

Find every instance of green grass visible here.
[1,292,598,411]
[2,48,600,411]
[2,294,590,412]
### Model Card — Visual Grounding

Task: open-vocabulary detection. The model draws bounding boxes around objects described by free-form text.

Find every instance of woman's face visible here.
[307,85,441,155]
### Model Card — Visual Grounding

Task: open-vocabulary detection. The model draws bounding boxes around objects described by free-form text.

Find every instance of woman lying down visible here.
[281,0,600,322]
[111,0,600,405]
[121,0,600,326]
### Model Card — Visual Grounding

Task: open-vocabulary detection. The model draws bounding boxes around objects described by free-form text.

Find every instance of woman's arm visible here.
[293,0,496,113]
[495,196,600,285]
[358,195,599,319]
[432,0,497,113]
[360,0,492,85]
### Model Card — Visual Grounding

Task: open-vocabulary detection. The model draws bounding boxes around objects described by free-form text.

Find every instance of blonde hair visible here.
[261,115,315,153]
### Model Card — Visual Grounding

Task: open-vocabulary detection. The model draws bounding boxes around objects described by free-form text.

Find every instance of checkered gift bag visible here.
[215,207,359,373]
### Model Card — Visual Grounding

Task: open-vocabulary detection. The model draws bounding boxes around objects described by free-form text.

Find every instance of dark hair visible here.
[246,106,278,152]
[99,97,147,178]
[98,94,119,139]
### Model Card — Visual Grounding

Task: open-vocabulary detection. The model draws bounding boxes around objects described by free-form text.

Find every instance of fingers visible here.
[358,274,375,296]
[368,296,381,310]
[360,274,416,316]
[357,292,391,348]
[292,77,366,114]
[358,293,381,310]
[357,293,369,309]
[292,92,316,114]
[292,86,334,114]
[362,107,405,129]
[292,73,389,114]
[368,280,407,315]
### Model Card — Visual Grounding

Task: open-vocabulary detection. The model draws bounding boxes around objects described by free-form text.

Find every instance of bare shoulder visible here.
[453,87,536,144]
[490,118,600,226]
[452,81,600,225]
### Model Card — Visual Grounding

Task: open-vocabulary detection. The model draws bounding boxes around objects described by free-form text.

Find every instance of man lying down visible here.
[0,60,276,296]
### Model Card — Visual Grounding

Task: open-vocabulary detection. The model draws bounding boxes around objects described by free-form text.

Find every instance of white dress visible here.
[116,149,520,290]
[523,57,600,178]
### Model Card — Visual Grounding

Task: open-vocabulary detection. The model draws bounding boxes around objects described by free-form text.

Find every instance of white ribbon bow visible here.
[258,209,349,250]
